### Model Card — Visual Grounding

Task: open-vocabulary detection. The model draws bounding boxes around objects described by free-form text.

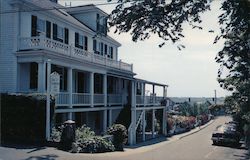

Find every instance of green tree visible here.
[108,0,250,126]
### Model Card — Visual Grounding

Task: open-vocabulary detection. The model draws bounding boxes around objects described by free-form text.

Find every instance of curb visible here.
[179,120,215,140]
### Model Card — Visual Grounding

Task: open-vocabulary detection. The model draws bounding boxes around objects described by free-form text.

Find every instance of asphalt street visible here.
[0,116,249,160]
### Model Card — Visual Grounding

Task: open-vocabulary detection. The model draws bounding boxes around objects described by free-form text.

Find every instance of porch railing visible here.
[19,36,133,72]
[108,94,123,105]
[94,94,105,104]
[56,92,69,105]
[72,93,91,105]
[136,95,164,106]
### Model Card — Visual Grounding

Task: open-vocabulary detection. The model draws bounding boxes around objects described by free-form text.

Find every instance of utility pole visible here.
[214,90,217,105]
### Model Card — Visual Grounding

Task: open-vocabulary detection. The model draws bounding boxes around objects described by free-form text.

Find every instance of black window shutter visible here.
[53,23,57,40]
[31,15,37,37]
[64,28,69,44]
[75,32,79,47]
[93,39,96,52]
[46,21,51,38]
[84,36,88,51]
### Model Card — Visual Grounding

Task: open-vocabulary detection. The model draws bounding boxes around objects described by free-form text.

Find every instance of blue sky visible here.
[59,0,230,97]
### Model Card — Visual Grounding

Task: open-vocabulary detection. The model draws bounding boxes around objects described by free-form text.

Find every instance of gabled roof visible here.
[21,0,95,35]
[65,4,109,16]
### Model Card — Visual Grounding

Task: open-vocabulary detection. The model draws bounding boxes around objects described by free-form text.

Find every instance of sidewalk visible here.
[118,119,215,155]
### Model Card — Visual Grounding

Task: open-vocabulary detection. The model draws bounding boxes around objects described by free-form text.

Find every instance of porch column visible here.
[142,110,146,141]
[162,107,167,135]
[103,110,107,132]
[67,67,73,120]
[130,80,137,145]
[152,109,155,138]
[108,109,112,127]
[46,60,51,140]
[103,74,107,106]
[90,72,94,107]
[163,86,166,98]
[152,84,155,105]
[103,74,108,131]
[143,83,146,106]
[38,61,46,93]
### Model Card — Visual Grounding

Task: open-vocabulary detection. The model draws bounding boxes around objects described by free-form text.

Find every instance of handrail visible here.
[19,36,133,72]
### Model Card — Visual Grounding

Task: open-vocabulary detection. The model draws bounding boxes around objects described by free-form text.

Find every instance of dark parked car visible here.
[211,124,241,146]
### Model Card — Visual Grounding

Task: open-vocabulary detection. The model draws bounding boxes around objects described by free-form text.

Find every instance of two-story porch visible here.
[16,34,135,134]
[128,79,168,145]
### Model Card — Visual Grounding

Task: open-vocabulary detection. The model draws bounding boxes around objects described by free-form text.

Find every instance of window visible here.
[99,42,104,55]
[75,33,88,50]
[57,26,64,41]
[53,23,68,43]
[31,15,51,38]
[84,36,88,51]
[30,62,38,90]
[93,39,97,53]
[96,14,100,31]
[108,46,113,59]
[37,18,45,34]
[104,44,107,55]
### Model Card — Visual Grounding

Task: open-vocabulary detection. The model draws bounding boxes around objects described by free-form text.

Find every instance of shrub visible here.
[75,125,95,141]
[71,125,114,153]
[107,124,127,151]
[51,126,62,142]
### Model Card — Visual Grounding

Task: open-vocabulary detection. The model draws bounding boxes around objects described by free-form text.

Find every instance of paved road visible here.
[0,116,249,160]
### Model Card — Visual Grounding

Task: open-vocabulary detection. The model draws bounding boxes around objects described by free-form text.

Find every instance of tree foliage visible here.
[109,0,250,124]
[108,0,210,49]
[216,0,250,123]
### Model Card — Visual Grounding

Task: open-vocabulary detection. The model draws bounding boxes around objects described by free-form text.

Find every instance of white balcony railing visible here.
[108,94,123,105]
[72,93,91,105]
[136,95,144,105]
[19,36,133,72]
[94,94,105,104]
[136,95,164,106]
[56,92,69,105]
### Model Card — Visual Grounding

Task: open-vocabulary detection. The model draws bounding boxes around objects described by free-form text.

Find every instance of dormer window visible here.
[96,13,107,36]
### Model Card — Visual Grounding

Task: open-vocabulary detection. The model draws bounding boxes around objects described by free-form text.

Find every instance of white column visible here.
[103,74,107,106]
[109,109,112,127]
[38,61,46,93]
[152,109,155,138]
[90,72,94,107]
[103,110,107,132]
[46,60,51,140]
[162,107,167,135]
[67,67,73,120]
[163,86,167,98]
[131,81,137,145]
[152,85,155,105]
[103,74,108,132]
[142,110,146,141]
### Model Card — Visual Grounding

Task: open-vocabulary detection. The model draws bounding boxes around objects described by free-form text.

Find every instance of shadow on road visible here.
[233,152,250,160]
[125,136,168,149]
[21,154,58,160]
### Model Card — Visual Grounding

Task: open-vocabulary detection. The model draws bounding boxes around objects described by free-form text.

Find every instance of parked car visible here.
[211,124,241,146]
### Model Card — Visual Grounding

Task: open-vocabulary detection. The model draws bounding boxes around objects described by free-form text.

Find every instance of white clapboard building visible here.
[0,0,169,145]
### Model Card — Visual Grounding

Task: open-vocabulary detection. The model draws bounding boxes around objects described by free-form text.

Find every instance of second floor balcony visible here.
[18,36,133,72]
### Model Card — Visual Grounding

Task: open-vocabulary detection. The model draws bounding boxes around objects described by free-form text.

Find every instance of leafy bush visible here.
[51,126,62,142]
[107,124,127,151]
[75,125,95,141]
[71,125,114,153]
[72,136,115,153]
